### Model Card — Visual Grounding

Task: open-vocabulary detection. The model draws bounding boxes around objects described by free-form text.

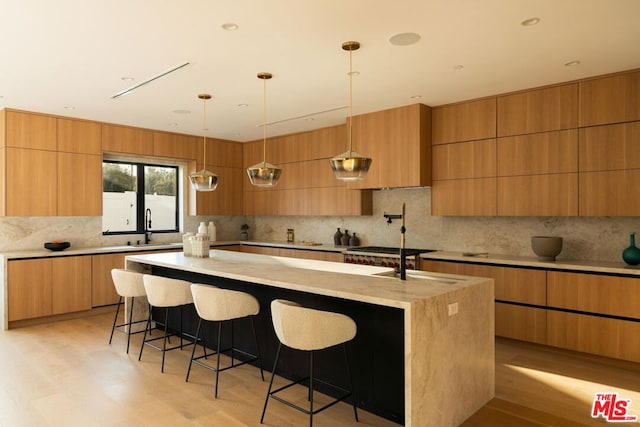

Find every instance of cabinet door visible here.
[497,130,578,176]
[57,118,101,154]
[203,138,243,167]
[432,98,496,144]
[497,84,578,136]
[7,259,53,321]
[153,131,198,160]
[51,256,92,314]
[6,148,57,216]
[497,173,578,216]
[91,253,126,307]
[579,169,640,216]
[195,167,243,215]
[431,178,496,216]
[579,121,640,172]
[57,152,102,216]
[349,104,431,189]
[432,139,496,180]
[5,111,57,150]
[579,70,640,127]
[101,124,153,155]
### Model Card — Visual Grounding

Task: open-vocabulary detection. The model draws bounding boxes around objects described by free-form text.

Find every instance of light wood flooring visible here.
[0,311,638,426]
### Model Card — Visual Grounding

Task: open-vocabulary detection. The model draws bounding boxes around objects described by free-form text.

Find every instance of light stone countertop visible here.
[422,251,640,276]
[125,249,485,309]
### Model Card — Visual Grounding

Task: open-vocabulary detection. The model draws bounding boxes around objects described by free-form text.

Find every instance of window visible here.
[102,160,179,234]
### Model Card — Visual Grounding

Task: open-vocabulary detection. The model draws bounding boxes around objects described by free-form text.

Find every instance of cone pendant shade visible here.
[247,72,282,187]
[190,93,219,192]
[330,41,371,181]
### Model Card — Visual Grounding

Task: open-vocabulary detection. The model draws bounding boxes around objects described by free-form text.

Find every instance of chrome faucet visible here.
[144,208,152,244]
[383,203,407,280]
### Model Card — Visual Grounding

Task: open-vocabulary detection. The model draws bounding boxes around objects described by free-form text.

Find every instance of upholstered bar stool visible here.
[109,268,149,353]
[139,274,195,373]
[260,299,358,426]
[186,284,264,397]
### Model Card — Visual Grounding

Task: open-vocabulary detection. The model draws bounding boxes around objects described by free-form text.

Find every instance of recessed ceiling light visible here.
[453,64,464,70]
[238,103,249,108]
[305,117,315,122]
[121,77,135,82]
[168,122,178,127]
[389,32,421,46]
[222,22,239,31]
[410,95,422,100]
[348,71,360,76]
[64,106,75,110]
[521,17,540,26]
[564,60,581,67]
[172,109,191,114]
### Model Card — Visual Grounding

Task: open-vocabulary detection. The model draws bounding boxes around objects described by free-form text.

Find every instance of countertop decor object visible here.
[340,230,350,246]
[44,241,70,251]
[247,72,282,187]
[622,232,640,265]
[240,224,249,241]
[189,93,219,192]
[333,228,343,245]
[531,236,563,261]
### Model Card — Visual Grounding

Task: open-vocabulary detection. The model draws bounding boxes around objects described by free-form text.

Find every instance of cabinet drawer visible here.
[496,303,546,344]
[547,271,640,318]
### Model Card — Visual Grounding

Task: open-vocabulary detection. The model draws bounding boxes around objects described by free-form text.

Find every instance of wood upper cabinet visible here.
[153,131,198,160]
[244,187,372,216]
[102,124,153,155]
[497,84,578,136]
[51,256,92,315]
[578,121,640,172]
[497,173,578,216]
[7,258,53,321]
[91,253,126,307]
[3,110,57,150]
[57,118,101,154]
[579,169,640,216]
[196,166,243,215]
[579,70,640,127]
[431,178,496,216]
[57,152,102,216]
[497,130,578,176]
[5,147,57,216]
[433,138,496,180]
[349,103,431,189]
[205,139,243,167]
[432,98,496,144]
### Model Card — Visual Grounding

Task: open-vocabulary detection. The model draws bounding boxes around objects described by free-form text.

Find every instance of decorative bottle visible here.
[341,230,350,246]
[349,232,360,246]
[333,228,343,246]
[622,232,640,266]
[197,221,207,236]
[208,221,216,242]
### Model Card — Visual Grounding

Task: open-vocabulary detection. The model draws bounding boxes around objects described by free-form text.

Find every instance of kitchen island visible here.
[125,249,494,426]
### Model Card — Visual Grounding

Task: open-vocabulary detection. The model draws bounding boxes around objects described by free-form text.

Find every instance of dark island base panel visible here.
[152,266,406,425]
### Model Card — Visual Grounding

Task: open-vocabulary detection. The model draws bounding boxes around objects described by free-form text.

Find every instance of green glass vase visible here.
[622,232,640,266]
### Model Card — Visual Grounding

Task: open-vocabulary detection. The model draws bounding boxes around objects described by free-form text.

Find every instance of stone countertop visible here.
[422,251,640,277]
[125,249,487,309]
[0,240,348,260]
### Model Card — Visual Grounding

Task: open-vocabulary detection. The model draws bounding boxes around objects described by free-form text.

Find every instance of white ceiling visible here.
[1,0,639,142]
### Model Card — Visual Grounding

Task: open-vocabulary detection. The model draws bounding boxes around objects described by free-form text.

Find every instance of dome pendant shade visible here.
[190,93,219,192]
[329,150,372,181]
[190,169,219,191]
[246,161,282,187]
[247,72,281,187]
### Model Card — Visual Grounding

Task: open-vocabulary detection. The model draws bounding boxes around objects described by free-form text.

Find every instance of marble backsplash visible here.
[1,187,638,263]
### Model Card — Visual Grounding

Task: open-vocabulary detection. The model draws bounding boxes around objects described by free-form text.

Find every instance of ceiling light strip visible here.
[257,105,347,127]
[111,61,190,99]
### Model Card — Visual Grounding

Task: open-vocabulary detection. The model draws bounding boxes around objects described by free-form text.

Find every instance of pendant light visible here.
[189,93,219,192]
[247,72,282,187]
[329,41,372,181]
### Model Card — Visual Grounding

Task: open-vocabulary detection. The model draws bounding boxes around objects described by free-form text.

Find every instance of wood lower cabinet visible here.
[232,245,343,262]
[91,253,126,307]
[51,256,92,315]
[421,260,547,344]
[8,256,92,321]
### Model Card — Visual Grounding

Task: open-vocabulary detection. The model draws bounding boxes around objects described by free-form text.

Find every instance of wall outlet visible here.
[447,302,459,316]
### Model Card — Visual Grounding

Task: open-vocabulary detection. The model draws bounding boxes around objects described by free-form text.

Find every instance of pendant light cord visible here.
[202,97,208,171]
[348,48,353,154]
[262,75,267,164]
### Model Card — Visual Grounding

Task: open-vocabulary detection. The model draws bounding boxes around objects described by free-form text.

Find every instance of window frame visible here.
[102,159,180,236]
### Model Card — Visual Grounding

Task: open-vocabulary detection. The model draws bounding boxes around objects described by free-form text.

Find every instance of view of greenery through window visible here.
[102,161,178,234]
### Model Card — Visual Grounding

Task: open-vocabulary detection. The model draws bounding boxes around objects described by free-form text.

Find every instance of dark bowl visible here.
[44,241,71,251]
